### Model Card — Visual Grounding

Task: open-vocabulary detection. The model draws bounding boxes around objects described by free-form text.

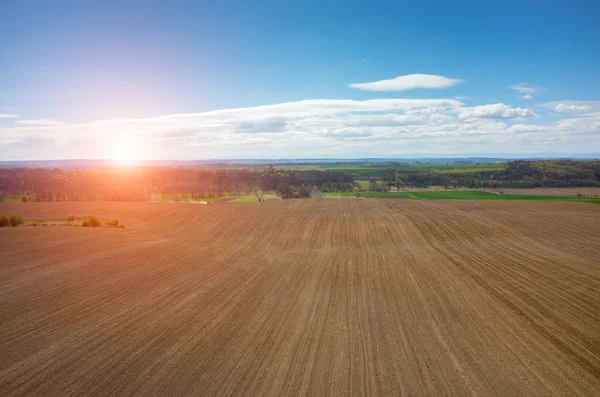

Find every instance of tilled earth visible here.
[0,199,599,396]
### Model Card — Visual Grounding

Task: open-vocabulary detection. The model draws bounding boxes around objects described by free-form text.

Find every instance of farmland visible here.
[316,162,505,173]
[1,200,600,396]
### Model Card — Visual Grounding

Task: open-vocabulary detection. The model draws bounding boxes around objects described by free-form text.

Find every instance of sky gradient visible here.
[1,0,599,160]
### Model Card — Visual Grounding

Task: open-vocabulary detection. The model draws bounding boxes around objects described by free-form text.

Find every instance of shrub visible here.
[104,219,119,228]
[21,195,29,202]
[0,216,9,227]
[118,224,125,228]
[82,216,101,228]
[67,215,75,222]
[296,185,311,198]
[9,213,24,227]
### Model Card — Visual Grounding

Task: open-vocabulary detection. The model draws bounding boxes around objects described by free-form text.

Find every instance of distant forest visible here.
[1,160,599,201]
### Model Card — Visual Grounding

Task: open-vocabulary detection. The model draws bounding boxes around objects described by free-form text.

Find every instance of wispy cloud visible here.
[0,136,55,149]
[349,74,464,92]
[16,119,69,126]
[555,103,593,113]
[509,83,542,99]
[0,113,18,119]
[458,104,538,120]
[93,99,462,122]
[508,124,548,133]
[235,117,288,133]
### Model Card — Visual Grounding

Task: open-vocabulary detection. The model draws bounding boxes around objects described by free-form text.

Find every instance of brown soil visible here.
[1,200,599,396]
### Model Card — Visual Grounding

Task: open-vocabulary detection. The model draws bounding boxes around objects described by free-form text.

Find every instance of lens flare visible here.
[113,140,141,166]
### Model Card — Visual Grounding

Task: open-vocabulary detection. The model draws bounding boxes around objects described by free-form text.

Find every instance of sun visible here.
[113,142,140,166]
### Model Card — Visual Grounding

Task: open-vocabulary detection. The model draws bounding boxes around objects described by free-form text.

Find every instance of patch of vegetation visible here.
[82,216,101,227]
[190,196,229,203]
[0,215,10,227]
[354,180,371,190]
[104,219,120,228]
[410,191,501,200]
[9,213,24,227]
[400,163,504,171]
[230,194,277,203]
[326,191,413,199]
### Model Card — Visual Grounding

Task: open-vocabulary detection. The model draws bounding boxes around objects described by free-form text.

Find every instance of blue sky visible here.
[1,0,599,160]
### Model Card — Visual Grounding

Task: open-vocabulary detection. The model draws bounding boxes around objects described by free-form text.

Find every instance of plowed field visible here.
[1,200,599,396]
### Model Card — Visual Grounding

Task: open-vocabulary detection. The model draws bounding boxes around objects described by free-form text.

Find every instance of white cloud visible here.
[0,113,18,119]
[16,119,69,126]
[346,114,426,127]
[555,103,593,113]
[314,127,374,140]
[539,100,600,113]
[0,136,55,149]
[508,124,548,133]
[349,74,464,92]
[555,115,600,134]
[1,98,598,159]
[235,117,288,133]
[509,83,542,99]
[458,104,538,120]
[145,98,462,120]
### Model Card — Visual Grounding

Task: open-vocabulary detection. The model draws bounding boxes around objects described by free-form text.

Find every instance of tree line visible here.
[0,160,598,201]
[0,165,354,201]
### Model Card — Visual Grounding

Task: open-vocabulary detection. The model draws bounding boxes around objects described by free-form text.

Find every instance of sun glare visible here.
[113,143,140,166]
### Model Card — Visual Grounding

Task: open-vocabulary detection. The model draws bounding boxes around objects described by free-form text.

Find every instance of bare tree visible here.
[252,188,264,202]
[276,182,293,200]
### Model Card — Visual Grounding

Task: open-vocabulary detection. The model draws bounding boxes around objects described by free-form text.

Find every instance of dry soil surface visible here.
[1,200,599,396]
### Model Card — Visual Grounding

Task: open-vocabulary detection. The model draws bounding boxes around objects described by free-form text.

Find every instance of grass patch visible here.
[229,194,277,203]
[438,167,505,174]
[410,191,501,200]
[190,196,230,203]
[317,167,397,176]
[323,191,410,198]
[355,180,371,189]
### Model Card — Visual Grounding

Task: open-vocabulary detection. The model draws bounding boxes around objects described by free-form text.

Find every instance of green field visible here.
[396,163,504,171]
[323,190,600,203]
[315,166,397,176]
[317,163,505,175]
